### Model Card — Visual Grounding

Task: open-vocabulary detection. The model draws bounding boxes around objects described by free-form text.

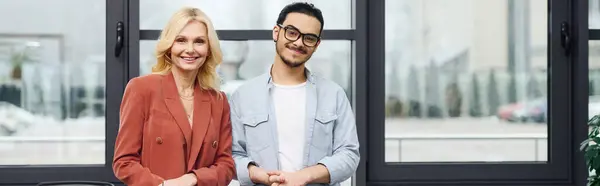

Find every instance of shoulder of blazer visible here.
[127,73,165,94]
[134,73,164,85]
[200,89,227,103]
[199,89,229,117]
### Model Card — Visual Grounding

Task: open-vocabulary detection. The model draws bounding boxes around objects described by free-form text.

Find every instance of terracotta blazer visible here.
[112,72,235,186]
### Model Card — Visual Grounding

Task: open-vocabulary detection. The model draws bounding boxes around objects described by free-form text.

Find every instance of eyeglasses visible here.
[277,24,320,47]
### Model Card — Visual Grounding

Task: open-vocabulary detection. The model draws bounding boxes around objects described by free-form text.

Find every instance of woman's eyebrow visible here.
[175,35,207,39]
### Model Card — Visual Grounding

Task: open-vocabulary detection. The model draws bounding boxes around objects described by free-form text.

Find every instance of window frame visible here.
[0,0,127,184]
[365,0,588,185]
[3,0,589,185]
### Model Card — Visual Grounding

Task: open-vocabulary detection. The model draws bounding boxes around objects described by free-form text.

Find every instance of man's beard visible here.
[276,43,307,68]
[280,55,305,68]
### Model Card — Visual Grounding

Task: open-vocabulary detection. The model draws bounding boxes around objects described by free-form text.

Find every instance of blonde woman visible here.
[113,7,234,186]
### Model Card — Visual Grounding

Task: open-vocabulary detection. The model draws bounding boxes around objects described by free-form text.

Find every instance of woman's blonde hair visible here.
[152,7,222,92]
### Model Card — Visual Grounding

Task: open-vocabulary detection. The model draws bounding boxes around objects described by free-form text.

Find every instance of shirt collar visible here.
[264,65,316,87]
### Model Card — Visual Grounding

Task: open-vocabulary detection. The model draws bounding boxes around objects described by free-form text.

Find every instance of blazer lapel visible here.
[162,72,192,149]
[187,85,212,171]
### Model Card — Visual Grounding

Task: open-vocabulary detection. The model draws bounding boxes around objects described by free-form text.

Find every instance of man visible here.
[229,2,360,186]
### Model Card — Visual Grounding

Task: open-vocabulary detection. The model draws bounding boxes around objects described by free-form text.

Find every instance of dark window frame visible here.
[365,0,588,185]
[2,0,589,185]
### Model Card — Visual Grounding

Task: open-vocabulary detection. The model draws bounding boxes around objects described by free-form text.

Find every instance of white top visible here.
[272,82,307,172]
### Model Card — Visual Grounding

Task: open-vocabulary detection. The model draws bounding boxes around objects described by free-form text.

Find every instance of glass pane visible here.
[140,0,352,30]
[592,41,600,118]
[140,40,353,185]
[0,0,106,165]
[384,0,548,162]
[590,41,600,178]
[591,0,600,29]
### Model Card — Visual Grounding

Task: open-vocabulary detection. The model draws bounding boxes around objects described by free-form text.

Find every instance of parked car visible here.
[497,102,524,122]
[498,95,600,123]
[525,98,547,123]
[497,97,546,123]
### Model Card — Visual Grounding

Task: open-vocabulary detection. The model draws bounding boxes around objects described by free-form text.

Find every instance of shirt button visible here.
[156,137,163,144]
[212,141,218,148]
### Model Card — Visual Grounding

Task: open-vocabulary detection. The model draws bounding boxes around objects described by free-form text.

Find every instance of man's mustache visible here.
[286,44,307,54]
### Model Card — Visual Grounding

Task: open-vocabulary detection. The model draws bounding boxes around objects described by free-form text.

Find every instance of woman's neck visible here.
[171,67,197,96]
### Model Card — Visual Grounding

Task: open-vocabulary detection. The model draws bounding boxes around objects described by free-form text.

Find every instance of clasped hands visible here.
[159,173,197,186]
[249,165,310,186]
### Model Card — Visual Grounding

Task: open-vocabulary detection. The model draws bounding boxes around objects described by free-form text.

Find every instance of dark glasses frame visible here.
[277,24,321,47]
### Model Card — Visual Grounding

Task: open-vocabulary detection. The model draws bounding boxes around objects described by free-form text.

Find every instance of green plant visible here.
[581,115,600,186]
[8,46,36,80]
[10,47,35,66]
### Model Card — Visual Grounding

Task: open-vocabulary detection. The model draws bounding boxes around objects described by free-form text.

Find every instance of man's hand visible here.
[267,171,310,186]
[162,173,197,186]
[249,165,282,185]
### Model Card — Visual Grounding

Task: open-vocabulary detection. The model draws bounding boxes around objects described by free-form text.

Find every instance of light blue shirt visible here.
[229,69,360,186]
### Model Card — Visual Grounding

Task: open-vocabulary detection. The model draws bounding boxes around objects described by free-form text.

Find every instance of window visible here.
[140,0,352,30]
[0,0,107,165]
[0,0,126,184]
[367,0,578,184]
[592,41,600,120]
[591,0,600,29]
[384,0,548,163]
[0,0,586,185]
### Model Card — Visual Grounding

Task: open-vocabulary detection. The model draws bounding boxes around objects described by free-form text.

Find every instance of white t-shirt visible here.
[272,82,307,172]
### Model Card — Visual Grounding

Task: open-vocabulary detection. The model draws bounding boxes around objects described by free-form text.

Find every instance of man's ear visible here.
[273,26,279,42]
[313,40,321,51]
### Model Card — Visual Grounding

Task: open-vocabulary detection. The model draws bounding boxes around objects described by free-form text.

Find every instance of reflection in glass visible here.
[140,0,352,30]
[384,0,548,162]
[0,0,106,165]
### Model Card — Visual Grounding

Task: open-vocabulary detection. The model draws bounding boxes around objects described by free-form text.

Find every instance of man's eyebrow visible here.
[283,24,319,35]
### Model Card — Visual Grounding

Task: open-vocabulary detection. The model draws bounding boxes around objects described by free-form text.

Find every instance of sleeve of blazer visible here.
[112,77,164,186]
[189,92,235,186]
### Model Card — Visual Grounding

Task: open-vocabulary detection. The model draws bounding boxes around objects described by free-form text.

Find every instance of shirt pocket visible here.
[241,114,271,152]
[312,111,337,152]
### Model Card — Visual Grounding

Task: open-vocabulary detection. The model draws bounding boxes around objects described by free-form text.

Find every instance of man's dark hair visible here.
[276,2,324,35]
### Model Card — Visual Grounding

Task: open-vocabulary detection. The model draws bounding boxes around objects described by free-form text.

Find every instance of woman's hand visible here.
[162,173,197,186]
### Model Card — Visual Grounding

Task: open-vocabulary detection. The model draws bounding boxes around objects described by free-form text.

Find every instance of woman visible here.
[112,7,234,186]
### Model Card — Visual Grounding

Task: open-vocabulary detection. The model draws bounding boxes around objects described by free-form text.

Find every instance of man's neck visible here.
[171,67,197,94]
[271,59,306,85]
